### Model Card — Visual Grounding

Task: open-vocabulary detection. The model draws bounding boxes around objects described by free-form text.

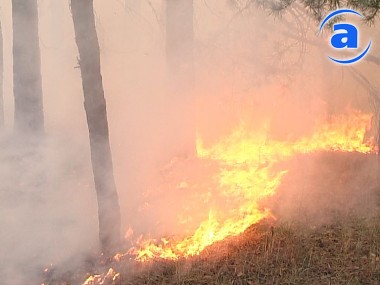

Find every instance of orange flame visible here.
[127,109,375,262]
[82,268,120,285]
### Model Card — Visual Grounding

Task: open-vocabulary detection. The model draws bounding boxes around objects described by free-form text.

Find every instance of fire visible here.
[82,268,120,285]
[127,109,375,262]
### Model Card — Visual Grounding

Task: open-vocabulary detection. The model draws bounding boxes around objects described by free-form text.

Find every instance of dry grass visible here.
[50,153,380,285]
[119,217,380,285]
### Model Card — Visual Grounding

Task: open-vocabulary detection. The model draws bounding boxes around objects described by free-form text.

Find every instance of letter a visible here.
[331,23,358,48]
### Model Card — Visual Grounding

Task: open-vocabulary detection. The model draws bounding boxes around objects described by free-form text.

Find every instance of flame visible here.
[127,109,375,262]
[82,268,120,285]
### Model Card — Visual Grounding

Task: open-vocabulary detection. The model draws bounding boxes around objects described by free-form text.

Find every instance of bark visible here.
[0,20,4,129]
[70,0,121,254]
[50,0,65,49]
[165,0,196,157]
[125,0,141,12]
[166,0,194,88]
[12,0,44,134]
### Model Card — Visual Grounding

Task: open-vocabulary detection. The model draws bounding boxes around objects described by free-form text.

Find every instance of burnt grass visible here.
[121,217,380,285]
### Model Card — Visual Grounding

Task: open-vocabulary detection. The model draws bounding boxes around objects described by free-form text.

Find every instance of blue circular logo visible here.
[319,9,372,65]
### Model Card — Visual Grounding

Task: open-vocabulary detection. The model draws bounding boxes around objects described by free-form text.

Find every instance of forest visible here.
[1,0,380,284]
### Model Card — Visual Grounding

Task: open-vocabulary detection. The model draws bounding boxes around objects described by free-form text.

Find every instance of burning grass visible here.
[70,150,380,285]
[46,215,380,284]
[40,214,378,285]
[118,216,380,285]
[47,163,380,285]
[126,109,375,262]
[46,108,380,285]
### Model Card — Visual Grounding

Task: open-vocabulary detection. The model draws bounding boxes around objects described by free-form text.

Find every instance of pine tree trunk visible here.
[0,20,4,129]
[71,0,121,255]
[166,0,194,88]
[165,0,195,157]
[12,0,44,134]
[50,0,65,49]
[125,0,141,12]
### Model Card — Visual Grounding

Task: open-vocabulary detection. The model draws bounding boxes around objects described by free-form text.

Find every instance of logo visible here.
[319,9,372,65]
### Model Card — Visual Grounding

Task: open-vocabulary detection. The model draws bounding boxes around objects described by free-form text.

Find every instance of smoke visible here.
[269,153,380,226]
[0,134,98,284]
[0,0,379,284]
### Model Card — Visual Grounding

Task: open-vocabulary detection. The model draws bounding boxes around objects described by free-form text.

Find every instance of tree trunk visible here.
[0,20,4,129]
[50,0,65,49]
[166,0,194,88]
[70,0,121,255]
[165,0,195,158]
[125,0,141,12]
[12,0,44,134]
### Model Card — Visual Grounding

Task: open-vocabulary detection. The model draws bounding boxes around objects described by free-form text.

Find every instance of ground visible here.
[49,153,380,285]
[121,217,380,285]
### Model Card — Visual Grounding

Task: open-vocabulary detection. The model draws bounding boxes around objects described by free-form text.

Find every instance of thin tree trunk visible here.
[0,20,4,129]
[12,0,44,134]
[70,0,121,255]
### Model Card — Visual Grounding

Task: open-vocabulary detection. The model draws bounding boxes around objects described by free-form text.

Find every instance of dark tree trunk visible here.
[12,0,44,134]
[71,0,121,255]
[0,20,4,129]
